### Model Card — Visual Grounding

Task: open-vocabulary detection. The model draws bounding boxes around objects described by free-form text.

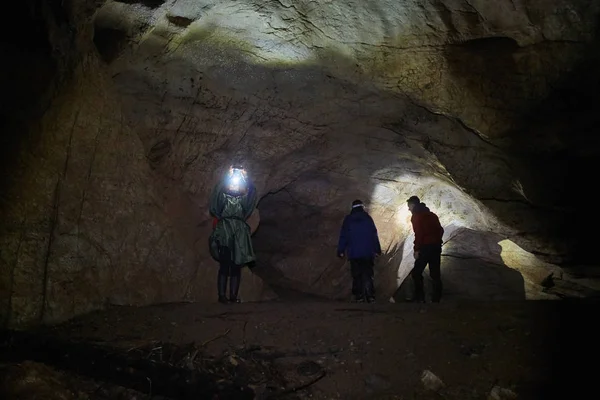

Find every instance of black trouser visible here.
[411,244,443,302]
[217,246,242,300]
[350,258,375,300]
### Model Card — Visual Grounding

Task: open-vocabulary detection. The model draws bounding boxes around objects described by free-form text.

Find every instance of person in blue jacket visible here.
[337,199,382,303]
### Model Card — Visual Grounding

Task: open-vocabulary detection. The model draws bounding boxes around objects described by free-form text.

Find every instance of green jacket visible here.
[208,180,258,265]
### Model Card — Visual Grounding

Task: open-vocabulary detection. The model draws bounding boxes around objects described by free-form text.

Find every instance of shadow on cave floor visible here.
[267,284,338,302]
[250,262,344,302]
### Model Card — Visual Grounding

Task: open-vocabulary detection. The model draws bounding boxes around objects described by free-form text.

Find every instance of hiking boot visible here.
[351,295,363,303]
[367,297,376,303]
[408,297,426,303]
[229,275,241,303]
[217,274,228,303]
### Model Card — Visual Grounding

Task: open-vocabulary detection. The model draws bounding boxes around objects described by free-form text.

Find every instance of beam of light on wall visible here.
[369,170,503,299]
[370,173,494,232]
[395,204,411,229]
[499,239,534,270]
[498,238,558,275]
[171,11,315,65]
[498,238,563,300]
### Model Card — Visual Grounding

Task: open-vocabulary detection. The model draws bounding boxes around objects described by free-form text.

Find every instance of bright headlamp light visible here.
[226,166,247,192]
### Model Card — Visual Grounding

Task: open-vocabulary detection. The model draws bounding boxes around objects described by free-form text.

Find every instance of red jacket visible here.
[410,203,444,251]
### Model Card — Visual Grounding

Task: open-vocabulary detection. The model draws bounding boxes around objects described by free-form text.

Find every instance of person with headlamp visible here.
[209,165,258,303]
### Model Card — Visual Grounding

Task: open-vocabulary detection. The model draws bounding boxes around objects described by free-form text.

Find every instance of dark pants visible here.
[217,246,242,301]
[350,258,375,300]
[411,244,443,302]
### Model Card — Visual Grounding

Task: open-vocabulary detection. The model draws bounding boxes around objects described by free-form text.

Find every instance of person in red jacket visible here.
[407,195,444,303]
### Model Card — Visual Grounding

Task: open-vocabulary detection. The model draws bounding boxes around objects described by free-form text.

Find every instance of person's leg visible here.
[217,246,231,303]
[350,259,363,301]
[428,246,443,302]
[410,255,428,302]
[229,263,242,303]
[361,258,375,302]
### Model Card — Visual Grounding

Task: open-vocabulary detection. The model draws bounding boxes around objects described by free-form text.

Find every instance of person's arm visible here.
[412,214,424,252]
[371,216,382,255]
[337,217,349,257]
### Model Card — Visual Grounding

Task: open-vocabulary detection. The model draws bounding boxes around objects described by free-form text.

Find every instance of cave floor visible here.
[2,299,599,400]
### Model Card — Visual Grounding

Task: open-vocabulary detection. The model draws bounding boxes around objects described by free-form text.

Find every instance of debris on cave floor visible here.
[1,330,326,399]
[2,300,599,399]
[0,360,170,400]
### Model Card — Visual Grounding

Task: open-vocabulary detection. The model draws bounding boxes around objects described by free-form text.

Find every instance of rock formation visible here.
[1,0,599,327]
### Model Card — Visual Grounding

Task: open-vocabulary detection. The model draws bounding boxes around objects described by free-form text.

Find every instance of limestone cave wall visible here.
[1,0,599,328]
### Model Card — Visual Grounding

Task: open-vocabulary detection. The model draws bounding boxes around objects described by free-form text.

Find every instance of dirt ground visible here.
[2,297,599,400]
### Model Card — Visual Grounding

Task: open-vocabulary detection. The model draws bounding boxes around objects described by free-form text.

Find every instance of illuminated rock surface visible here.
[1,0,599,327]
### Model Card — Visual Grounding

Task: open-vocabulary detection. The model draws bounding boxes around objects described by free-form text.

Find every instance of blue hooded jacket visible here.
[337,207,382,260]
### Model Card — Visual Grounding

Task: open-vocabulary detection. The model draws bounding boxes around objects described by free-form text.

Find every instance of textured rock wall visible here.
[0,2,273,328]
[0,52,273,328]
[96,0,600,252]
[1,0,598,327]
[138,0,598,139]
